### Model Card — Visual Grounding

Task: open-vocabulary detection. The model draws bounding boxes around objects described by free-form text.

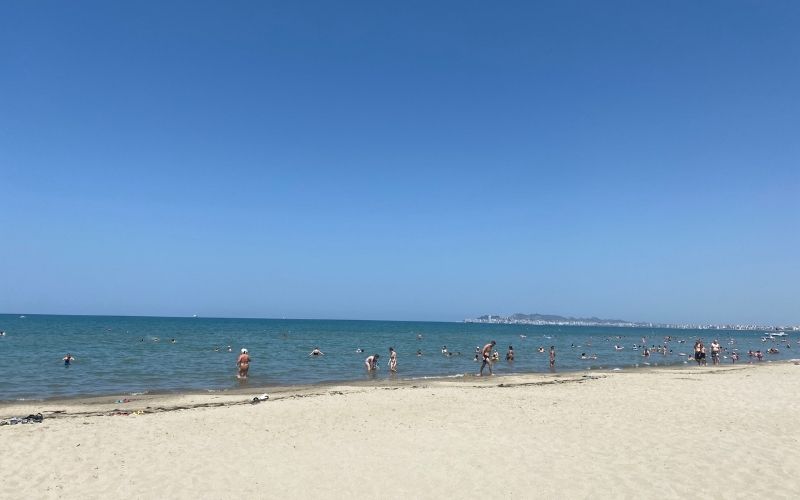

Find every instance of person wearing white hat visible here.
[237,348,250,379]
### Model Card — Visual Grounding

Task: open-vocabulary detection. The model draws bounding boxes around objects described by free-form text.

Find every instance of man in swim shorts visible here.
[477,340,496,376]
[549,346,556,369]
[388,347,397,372]
[237,348,250,379]
[711,340,721,365]
[63,353,75,366]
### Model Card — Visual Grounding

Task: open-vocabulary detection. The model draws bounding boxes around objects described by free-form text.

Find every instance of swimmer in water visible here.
[388,347,397,372]
[309,347,324,356]
[356,348,364,353]
[63,353,75,366]
[417,349,423,356]
[237,348,250,379]
[365,354,379,371]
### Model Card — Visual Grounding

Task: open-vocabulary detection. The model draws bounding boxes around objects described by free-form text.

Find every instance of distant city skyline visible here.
[2,1,798,325]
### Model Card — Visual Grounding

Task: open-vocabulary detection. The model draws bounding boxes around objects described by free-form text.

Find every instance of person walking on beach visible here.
[711,340,721,365]
[694,340,703,366]
[237,348,250,379]
[549,346,556,369]
[477,340,496,376]
[365,354,379,371]
[388,347,397,372]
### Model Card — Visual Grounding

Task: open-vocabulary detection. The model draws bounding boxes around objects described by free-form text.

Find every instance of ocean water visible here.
[0,314,796,401]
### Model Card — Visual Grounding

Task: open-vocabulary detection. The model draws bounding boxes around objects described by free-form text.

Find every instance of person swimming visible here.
[309,347,324,356]
[63,353,75,366]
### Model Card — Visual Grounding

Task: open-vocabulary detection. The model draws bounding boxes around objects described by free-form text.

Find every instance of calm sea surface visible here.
[0,314,795,401]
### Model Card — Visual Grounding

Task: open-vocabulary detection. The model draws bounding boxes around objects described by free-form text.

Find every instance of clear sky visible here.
[1,1,798,324]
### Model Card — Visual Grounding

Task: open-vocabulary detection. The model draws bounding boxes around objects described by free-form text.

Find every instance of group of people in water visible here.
[51,330,794,383]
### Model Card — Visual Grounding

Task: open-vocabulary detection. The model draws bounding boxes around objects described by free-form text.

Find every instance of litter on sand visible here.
[1,413,44,425]
[251,393,269,404]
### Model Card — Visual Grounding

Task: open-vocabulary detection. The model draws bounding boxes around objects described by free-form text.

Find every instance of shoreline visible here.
[3,351,774,405]
[2,360,790,420]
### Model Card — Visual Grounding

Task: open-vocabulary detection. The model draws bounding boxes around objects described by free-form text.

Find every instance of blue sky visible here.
[1,1,798,324]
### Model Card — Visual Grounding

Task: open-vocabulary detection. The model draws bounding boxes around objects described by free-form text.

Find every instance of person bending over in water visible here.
[388,347,397,372]
[63,353,75,366]
[237,348,250,379]
[477,340,496,376]
[365,354,380,371]
[309,347,324,356]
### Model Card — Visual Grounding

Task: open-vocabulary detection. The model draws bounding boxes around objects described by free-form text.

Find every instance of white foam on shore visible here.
[408,373,466,381]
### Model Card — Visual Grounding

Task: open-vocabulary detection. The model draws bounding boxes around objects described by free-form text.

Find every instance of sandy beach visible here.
[2,362,799,499]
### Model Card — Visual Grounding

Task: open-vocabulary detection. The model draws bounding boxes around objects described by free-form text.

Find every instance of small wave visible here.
[407,373,466,381]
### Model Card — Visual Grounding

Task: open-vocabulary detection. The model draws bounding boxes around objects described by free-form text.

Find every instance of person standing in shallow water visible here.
[237,348,250,379]
[711,340,721,365]
[63,353,75,366]
[549,346,556,369]
[477,340,496,376]
[388,347,397,372]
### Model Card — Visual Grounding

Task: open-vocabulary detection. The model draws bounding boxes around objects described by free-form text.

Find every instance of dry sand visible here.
[2,362,799,499]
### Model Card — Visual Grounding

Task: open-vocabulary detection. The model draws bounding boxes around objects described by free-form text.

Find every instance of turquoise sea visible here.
[0,314,796,401]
